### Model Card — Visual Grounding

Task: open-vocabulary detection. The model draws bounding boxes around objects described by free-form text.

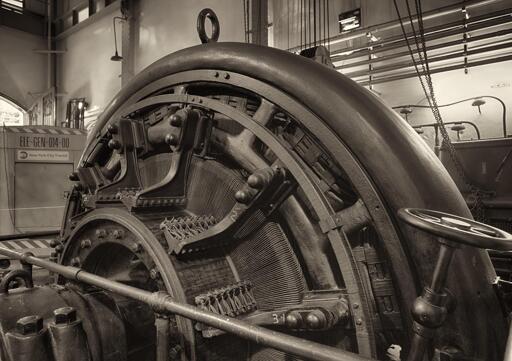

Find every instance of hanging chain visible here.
[393,0,487,221]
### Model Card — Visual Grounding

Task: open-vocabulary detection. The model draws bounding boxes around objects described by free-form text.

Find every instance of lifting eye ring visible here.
[197,8,220,44]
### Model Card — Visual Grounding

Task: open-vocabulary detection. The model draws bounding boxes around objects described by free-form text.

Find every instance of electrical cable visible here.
[393,0,488,220]
[300,0,303,51]
[1,125,18,233]
[287,0,290,49]
[308,0,311,48]
[243,0,248,43]
[314,0,317,46]
[327,0,330,52]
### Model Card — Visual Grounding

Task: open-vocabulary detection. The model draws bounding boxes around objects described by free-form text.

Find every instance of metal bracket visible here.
[319,199,371,234]
[166,165,296,254]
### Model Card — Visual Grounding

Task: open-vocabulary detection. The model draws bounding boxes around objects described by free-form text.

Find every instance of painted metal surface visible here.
[81,42,505,359]
[0,126,86,234]
[1,42,507,360]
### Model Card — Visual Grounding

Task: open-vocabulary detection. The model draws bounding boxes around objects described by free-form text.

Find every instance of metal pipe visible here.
[287,0,508,53]
[343,41,512,78]
[356,53,512,86]
[394,96,507,137]
[0,230,59,242]
[331,7,512,59]
[0,247,376,361]
[335,28,512,69]
[412,121,481,140]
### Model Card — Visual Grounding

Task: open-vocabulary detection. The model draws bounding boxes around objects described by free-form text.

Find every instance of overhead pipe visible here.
[343,41,512,78]
[335,28,512,70]
[356,54,512,87]
[331,8,512,61]
[287,0,509,53]
[0,247,375,361]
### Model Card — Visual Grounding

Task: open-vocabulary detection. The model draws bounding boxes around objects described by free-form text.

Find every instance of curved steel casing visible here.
[81,42,505,358]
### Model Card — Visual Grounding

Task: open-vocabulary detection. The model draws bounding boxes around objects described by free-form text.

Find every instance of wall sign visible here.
[17,150,70,162]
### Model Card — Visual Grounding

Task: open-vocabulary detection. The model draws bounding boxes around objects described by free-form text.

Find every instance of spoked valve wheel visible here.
[58,43,506,361]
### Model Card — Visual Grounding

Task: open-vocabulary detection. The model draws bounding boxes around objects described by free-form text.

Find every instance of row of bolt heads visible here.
[16,307,78,335]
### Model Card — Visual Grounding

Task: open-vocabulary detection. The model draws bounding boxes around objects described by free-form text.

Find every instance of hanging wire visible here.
[313,0,317,46]
[323,0,327,47]
[392,0,486,220]
[243,0,247,43]
[287,0,290,49]
[327,0,330,52]
[2,125,18,233]
[300,0,303,51]
[308,0,312,48]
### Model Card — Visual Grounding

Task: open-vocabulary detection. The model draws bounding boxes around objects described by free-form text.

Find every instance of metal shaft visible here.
[0,247,375,361]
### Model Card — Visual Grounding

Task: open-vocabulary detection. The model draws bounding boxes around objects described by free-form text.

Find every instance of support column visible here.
[121,0,139,86]
[250,0,268,46]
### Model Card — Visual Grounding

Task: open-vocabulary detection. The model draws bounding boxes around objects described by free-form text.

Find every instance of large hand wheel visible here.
[398,208,512,251]
[398,208,512,361]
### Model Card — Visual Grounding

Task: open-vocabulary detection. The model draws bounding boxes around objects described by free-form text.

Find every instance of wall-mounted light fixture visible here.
[394,95,508,137]
[471,97,486,114]
[111,16,126,61]
[400,107,413,122]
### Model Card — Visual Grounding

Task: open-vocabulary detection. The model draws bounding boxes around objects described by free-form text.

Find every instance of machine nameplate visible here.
[16,149,70,162]
[18,135,70,149]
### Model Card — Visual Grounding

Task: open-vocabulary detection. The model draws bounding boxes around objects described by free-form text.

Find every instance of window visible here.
[1,0,24,13]
[0,96,26,126]
[339,9,362,33]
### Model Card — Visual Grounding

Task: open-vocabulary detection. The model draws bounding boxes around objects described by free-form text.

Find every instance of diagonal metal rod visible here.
[0,246,375,361]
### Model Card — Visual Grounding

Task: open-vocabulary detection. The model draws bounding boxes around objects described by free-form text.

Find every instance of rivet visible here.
[107,124,118,134]
[80,239,91,249]
[108,139,122,150]
[356,318,363,325]
[353,303,359,309]
[150,268,159,280]
[235,190,251,204]
[169,114,183,127]
[165,134,179,146]
[95,229,107,239]
[70,257,81,267]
